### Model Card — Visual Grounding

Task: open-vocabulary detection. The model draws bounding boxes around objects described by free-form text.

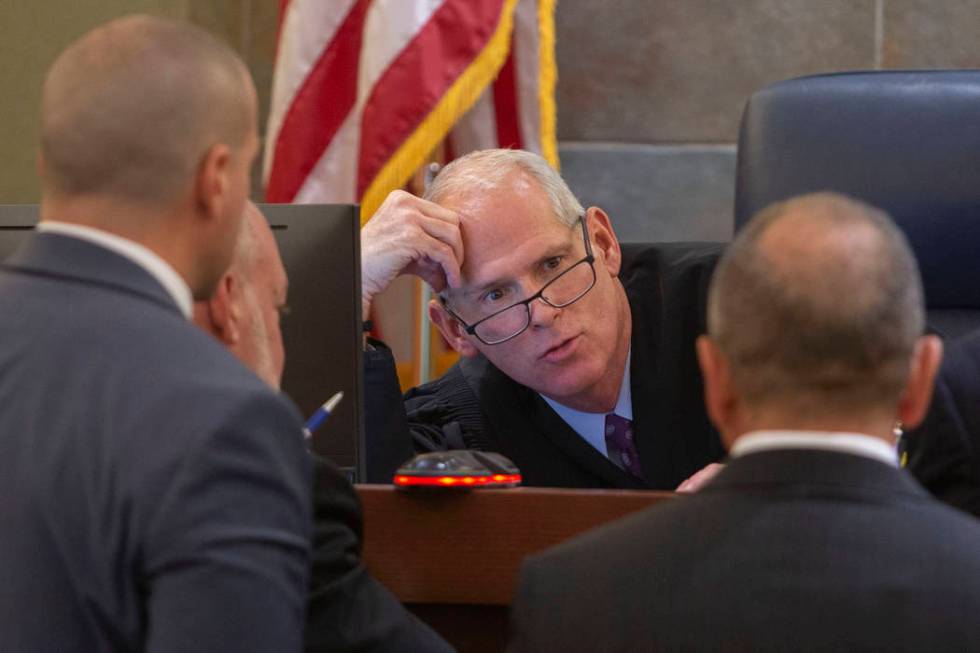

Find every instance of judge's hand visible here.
[675,463,724,493]
[360,190,463,320]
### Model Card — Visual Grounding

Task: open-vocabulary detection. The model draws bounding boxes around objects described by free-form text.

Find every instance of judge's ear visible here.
[204,273,241,347]
[897,334,943,430]
[584,207,622,278]
[429,299,479,358]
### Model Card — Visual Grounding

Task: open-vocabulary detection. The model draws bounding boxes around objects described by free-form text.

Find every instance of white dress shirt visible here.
[731,430,899,467]
[542,350,633,458]
[37,221,193,319]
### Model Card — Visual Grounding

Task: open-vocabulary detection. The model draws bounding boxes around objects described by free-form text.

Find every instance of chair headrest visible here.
[736,71,980,309]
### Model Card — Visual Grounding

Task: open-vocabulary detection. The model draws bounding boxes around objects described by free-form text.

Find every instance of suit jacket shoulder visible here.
[510,450,980,652]
[0,233,312,652]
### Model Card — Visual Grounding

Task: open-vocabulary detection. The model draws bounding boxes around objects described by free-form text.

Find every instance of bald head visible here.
[708,192,924,418]
[40,14,254,205]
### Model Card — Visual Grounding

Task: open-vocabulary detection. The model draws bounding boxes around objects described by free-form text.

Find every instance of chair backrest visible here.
[735,71,980,340]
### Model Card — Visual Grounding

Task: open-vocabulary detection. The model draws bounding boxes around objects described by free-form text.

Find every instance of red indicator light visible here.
[394,474,522,488]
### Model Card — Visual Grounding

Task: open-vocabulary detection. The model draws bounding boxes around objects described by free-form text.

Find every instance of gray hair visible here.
[40,15,252,204]
[708,192,924,416]
[424,149,583,226]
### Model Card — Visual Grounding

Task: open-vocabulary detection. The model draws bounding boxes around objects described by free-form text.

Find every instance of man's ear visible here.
[897,334,943,430]
[195,143,232,220]
[696,335,738,449]
[207,273,241,346]
[429,299,479,358]
[585,207,622,277]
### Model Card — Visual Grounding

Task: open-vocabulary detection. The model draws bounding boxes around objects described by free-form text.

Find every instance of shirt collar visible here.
[542,349,632,457]
[731,430,899,467]
[36,221,193,320]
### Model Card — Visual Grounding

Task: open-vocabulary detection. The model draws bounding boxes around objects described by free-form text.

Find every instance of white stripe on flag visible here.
[293,0,447,205]
[263,0,357,184]
[450,88,500,153]
[513,0,541,154]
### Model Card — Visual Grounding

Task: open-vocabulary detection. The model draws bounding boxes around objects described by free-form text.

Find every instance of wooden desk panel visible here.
[357,485,673,605]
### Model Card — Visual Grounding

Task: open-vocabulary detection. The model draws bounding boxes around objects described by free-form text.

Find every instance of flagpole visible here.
[416,162,442,384]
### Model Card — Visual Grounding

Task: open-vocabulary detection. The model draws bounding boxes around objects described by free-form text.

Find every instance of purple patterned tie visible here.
[604,413,644,480]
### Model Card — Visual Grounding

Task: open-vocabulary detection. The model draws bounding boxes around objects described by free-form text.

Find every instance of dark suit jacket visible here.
[306,456,452,652]
[364,242,726,489]
[907,329,980,517]
[510,449,980,652]
[0,233,312,652]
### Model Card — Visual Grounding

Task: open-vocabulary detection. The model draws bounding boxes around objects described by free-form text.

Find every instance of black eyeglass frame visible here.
[440,215,596,345]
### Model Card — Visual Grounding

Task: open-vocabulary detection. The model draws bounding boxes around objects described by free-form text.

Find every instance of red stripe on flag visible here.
[266,0,371,202]
[356,0,507,198]
[492,41,522,150]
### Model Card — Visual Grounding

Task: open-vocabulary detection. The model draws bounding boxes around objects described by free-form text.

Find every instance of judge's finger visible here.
[418,215,464,268]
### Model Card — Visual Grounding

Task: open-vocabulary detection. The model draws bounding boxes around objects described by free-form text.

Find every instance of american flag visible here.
[263,0,557,222]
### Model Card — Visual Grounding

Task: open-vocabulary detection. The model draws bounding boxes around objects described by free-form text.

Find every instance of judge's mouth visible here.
[540,335,580,363]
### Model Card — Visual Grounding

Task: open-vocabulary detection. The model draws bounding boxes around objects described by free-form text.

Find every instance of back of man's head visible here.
[40,14,252,206]
[707,192,924,421]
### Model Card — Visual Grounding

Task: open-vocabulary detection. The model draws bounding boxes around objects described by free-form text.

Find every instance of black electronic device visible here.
[393,450,522,489]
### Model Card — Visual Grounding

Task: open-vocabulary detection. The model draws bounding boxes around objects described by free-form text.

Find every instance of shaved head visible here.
[40,14,253,205]
[708,192,924,417]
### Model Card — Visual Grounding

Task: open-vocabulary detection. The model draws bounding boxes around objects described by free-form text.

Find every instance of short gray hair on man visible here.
[40,14,252,205]
[708,192,924,417]
[423,149,584,226]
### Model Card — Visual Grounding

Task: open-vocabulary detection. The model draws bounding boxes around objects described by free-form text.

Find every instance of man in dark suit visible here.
[0,16,311,652]
[907,329,980,518]
[194,202,451,652]
[361,149,724,489]
[509,193,980,651]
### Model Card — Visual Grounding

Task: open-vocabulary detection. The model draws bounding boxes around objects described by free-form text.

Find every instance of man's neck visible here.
[729,409,897,450]
[41,193,198,293]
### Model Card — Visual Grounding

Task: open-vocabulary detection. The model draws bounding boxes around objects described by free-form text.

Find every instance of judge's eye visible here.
[543,257,563,272]
[483,288,508,303]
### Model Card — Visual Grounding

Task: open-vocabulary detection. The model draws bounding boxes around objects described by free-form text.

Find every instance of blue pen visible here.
[303,391,344,439]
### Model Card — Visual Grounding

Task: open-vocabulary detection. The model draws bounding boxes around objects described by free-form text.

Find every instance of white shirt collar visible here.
[37,221,193,319]
[542,350,632,457]
[731,430,899,467]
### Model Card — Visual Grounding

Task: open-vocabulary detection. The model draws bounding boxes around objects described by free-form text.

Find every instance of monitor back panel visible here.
[0,203,364,478]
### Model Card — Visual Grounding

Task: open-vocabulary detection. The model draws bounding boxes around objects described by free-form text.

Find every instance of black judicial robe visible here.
[364,243,726,489]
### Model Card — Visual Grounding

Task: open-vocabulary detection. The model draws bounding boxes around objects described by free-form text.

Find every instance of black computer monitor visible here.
[0,203,364,480]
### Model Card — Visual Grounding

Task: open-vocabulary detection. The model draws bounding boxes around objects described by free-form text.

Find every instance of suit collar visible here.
[3,231,183,317]
[37,222,192,318]
[706,448,931,500]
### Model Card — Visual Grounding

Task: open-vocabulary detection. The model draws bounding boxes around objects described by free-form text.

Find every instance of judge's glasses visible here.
[440,216,596,345]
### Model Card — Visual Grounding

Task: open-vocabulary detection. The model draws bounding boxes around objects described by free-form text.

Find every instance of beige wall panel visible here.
[555,0,876,144]
[884,0,980,68]
[0,0,189,203]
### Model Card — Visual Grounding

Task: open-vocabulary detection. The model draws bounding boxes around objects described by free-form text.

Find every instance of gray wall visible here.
[556,0,980,243]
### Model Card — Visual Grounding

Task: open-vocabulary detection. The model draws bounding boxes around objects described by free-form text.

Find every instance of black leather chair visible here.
[735,71,980,340]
